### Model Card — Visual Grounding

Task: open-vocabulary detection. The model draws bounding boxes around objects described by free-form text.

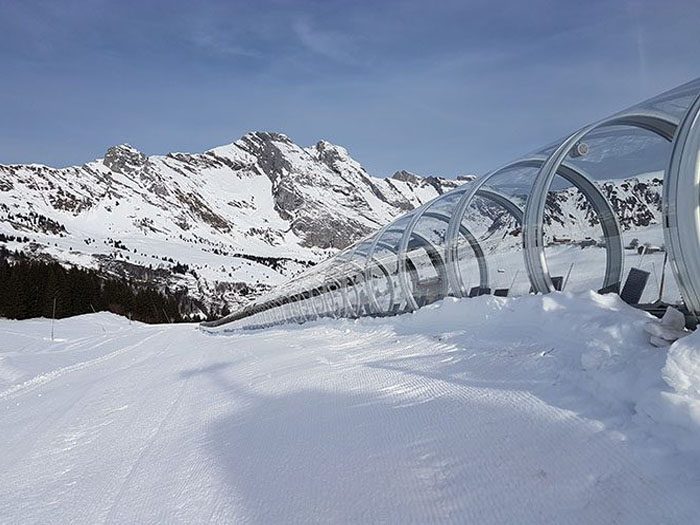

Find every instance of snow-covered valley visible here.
[1,292,699,523]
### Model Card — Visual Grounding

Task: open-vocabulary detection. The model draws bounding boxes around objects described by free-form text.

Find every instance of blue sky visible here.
[1,0,700,178]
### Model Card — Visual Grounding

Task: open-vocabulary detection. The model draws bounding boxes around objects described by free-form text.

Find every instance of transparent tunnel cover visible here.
[540,123,676,304]
[365,212,417,315]
[205,77,700,330]
[402,188,468,307]
[449,163,535,298]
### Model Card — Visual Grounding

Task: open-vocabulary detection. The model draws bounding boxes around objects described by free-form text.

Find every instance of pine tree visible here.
[0,252,190,323]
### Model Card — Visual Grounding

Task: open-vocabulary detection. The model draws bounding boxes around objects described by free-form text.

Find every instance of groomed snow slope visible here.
[1,293,699,523]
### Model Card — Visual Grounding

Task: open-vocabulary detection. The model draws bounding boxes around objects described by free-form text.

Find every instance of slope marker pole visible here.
[51,296,57,342]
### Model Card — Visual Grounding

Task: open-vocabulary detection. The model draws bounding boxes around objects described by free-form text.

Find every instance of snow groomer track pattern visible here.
[203,78,700,331]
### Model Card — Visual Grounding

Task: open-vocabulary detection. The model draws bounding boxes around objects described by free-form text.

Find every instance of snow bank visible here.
[384,291,663,409]
[637,327,700,452]
[665,329,700,397]
[356,291,700,458]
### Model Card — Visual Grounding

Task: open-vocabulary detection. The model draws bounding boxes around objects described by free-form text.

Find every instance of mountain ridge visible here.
[0,132,467,316]
[0,132,667,318]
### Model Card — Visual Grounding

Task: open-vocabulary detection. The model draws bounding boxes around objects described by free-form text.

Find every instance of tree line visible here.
[0,248,191,323]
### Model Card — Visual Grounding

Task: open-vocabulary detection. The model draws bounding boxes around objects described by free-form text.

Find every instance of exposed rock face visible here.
[391,170,421,184]
[455,171,665,255]
[103,144,147,175]
[232,132,463,249]
[540,173,664,235]
[0,133,466,314]
[5,126,662,316]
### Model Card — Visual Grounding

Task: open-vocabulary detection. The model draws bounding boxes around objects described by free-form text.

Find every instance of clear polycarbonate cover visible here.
[449,162,536,298]
[202,78,700,330]
[403,189,468,305]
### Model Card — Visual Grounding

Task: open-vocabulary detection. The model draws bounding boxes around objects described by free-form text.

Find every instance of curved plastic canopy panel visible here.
[524,112,678,300]
[398,188,470,310]
[201,78,700,331]
[364,212,417,315]
[445,160,535,298]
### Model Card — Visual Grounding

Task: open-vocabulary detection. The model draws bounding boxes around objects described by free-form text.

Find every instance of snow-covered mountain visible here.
[0,129,668,316]
[0,132,465,315]
[465,171,665,252]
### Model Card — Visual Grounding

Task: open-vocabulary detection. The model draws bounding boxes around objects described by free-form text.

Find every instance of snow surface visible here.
[1,293,699,523]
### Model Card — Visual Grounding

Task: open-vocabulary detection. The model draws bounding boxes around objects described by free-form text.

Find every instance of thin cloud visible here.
[190,28,262,58]
[292,17,361,65]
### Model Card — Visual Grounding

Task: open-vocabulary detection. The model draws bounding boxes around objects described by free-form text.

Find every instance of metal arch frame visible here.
[274,293,290,324]
[330,236,382,318]
[523,111,678,293]
[327,261,358,318]
[444,175,528,297]
[397,203,491,311]
[201,84,700,332]
[341,272,362,317]
[365,255,395,315]
[425,200,517,296]
[320,278,338,318]
[396,196,460,311]
[341,260,367,318]
[406,231,452,304]
[292,286,310,323]
[326,276,347,318]
[262,298,277,326]
[309,254,350,319]
[367,240,404,313]
[322,282,337,317]
[312,281,332,318]
[390,219,453,311]
[286,293,300,324]
[363,239,408,314]
[362,214,417,315]
[313,260,349,318]
[314,282,333,318]
[350,253,377,317]
[254,310,265,329]
[273,297,286,324]
[302,289,319,322]
[364,208,490,313]
[288,292,304,324]
[259,308,271,328]
[445,156,623,297]
[272,295,288,324]
[303,272,332,319]
[290,296,303,323]
[664,92,700,314]
[422,210,489,292]
[476,189,524,223]
[303,290,318,321]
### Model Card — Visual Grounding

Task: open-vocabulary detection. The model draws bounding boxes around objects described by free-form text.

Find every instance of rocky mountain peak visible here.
[311,140,349,160]
[1,132,472,315]
[236,131,292,151]
[391,170,421,185]
[307,140,364,176]
[103,144,147,175]
[233,132,302,183]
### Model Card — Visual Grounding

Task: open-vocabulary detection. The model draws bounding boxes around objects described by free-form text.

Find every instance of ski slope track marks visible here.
[1,293,699,523]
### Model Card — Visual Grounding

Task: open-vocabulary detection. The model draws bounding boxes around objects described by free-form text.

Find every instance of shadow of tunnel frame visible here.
[201,78,700,331]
